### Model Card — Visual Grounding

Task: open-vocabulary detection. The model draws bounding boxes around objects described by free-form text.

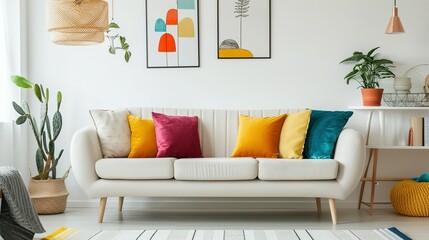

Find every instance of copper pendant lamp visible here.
[47,0,108,45]
[386,0,405,34]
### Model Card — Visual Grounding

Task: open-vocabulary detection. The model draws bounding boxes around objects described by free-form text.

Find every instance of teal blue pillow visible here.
[413,173,429,182]
[304,110,353,159]
[419,173,429,182]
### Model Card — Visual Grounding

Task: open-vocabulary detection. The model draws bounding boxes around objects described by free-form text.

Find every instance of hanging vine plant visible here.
[106,0,132,62]
[107,22,132,62]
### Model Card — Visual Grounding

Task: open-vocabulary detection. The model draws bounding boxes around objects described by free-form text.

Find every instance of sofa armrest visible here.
[70,126,102,196]
[333,128,365,199]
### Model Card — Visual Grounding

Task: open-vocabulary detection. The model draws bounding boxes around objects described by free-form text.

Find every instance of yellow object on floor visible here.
[41,227,77,240]
[390,180,429,217]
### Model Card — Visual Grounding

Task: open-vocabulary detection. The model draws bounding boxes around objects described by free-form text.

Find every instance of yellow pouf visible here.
[390,180,429,217]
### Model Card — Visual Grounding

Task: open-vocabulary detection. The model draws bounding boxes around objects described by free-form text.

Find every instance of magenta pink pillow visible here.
[152,112,203,158]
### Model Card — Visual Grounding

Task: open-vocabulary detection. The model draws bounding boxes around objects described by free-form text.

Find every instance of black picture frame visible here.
[146,0,200,68]
[217,0,271,59]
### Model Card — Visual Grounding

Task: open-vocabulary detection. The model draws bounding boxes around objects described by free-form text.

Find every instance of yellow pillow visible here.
[231,114,287,158]
[127,114,158,158]
[278,110,311,159]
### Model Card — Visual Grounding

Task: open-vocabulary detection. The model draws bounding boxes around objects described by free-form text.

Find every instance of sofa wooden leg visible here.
[329,198,338,224]
[98,197,107,223]
[119,197,124,212]
[316,198,321,214]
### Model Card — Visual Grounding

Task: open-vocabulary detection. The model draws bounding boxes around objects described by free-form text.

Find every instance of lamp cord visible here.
[111,0,115,21]
[394,0,397,7]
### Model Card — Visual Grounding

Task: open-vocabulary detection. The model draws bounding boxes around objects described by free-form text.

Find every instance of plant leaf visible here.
[57,91,62,111]
[373,59,393,65]
[34,84,42,102]
[36,149,44,175]
[340,54,364,64]
[53,111,62,141]
[11,75,33,88]
[56,149,64,163]
[46,115,52,141]
[40,85,45,99]
[48,139,55,155]
[16,115,27,125]
[12,101,25,115]
[366,47,380,57]
[43,131,49,153]
[32,117,39,136]
[40,103,47,134]
[108,22,120,28]
[120,36,126,45]
[45,88,50,102]
[52,164,56,179]
[125,51,131,62]
[22,101,30,114]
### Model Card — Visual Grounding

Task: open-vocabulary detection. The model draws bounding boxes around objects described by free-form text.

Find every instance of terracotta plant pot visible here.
[28,178,69,215]
[361,88,384,106]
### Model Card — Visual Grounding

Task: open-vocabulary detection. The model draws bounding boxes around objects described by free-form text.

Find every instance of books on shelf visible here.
[425,118,429,146]
[409,117,429,146]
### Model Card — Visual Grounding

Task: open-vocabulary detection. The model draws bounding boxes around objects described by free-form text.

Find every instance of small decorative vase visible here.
[361,88,384,106]
[393,77,411,93]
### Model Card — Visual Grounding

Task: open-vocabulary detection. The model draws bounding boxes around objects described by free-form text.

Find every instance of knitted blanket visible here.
[0,166,45,239]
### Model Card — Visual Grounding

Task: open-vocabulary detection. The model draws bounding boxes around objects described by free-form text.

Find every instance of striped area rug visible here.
[40,228,412,240]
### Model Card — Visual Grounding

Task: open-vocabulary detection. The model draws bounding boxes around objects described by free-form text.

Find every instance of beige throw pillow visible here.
[90,109,130,158]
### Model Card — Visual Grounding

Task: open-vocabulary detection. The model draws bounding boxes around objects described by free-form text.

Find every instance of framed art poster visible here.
[217,0,271,59]
[146,0,200,68]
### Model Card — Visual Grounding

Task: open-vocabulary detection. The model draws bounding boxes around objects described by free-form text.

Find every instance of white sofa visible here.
[70,108,365,224]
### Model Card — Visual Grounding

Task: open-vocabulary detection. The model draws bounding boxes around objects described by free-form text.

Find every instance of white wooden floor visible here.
[34,207,429,239]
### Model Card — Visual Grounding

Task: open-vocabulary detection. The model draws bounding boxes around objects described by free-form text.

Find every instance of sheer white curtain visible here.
[0,0,27,173]
[0,0,12,122]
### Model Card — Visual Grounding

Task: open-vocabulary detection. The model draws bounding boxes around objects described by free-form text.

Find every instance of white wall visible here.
[26,0,429,208]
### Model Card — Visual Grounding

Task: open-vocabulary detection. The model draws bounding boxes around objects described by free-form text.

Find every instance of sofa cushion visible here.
[152,112,203,158]
[127,114,158,158]
[231,114,287,158]
[174,158,257,180]
[90,109,130,158]
[304,110,353,159]
[95,158,176,179]
[257,158,338,180]
[278,109,311,159]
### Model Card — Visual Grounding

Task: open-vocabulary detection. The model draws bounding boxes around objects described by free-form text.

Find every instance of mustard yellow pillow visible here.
[231,114,287,158]
[127,114,158,158]
[278,110,311,159]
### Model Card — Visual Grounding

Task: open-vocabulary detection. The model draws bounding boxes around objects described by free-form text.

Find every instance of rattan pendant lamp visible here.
[386,0,405,34]
[47,0,109,45]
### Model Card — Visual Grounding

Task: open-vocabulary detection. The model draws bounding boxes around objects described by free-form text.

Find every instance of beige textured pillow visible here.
[90,109,130,158]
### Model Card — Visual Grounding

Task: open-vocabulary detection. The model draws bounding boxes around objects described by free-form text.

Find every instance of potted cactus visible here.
[11,75,70,214]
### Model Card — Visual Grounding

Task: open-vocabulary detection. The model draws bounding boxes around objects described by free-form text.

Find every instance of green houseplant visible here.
[340,47,395,106]
[107,21,132,62]
[11,75,69,214]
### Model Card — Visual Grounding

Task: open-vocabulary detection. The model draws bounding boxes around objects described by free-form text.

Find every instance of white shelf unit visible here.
[367,145,429,150]
[348,106,429,214]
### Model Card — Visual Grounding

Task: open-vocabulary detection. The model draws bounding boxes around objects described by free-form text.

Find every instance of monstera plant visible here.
[11,75,64,180]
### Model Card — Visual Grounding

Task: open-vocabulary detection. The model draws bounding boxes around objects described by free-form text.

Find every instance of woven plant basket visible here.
[28,177,69,215]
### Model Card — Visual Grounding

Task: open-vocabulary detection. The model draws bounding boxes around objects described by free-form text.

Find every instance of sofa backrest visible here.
[127,108,305,157]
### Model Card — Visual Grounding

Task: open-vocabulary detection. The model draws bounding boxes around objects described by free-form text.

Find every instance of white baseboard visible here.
[67,198,391,210]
